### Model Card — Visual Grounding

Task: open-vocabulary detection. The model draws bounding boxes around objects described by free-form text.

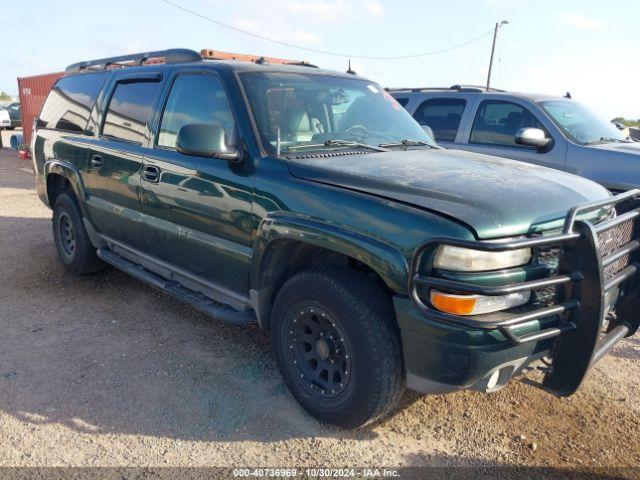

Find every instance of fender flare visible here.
[251,212,409,295]
[43,159,89,217]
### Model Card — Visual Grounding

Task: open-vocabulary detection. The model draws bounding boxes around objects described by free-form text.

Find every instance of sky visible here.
[2,0,638,120]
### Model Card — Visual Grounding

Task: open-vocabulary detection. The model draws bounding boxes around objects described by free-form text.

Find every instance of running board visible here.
[97,248,256,326]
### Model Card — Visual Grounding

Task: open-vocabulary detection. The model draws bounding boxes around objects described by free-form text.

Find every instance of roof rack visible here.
[385,87,451,93]
[386,84,506,93]
[65,48,202,73]
[450,84,505,92]
[200,49,318,68]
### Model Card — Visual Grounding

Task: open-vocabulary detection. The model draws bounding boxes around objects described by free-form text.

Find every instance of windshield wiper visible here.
[378,139,437,149]
[586,137,631,145]
[286,139,388,153]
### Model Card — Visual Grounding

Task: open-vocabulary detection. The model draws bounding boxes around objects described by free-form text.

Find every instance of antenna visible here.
[347,59,356,75]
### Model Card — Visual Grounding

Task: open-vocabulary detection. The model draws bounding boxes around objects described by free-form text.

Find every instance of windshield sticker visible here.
[383,90,401,110]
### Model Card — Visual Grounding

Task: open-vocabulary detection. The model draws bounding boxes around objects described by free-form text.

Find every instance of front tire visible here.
[271,267,404,428]
[52,191,103,274]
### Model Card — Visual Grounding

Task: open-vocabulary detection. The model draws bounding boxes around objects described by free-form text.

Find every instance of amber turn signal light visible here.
[430,291,477,315]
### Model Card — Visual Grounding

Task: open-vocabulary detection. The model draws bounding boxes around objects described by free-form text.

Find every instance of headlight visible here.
[433,244,532,272]
[430,290,531,316]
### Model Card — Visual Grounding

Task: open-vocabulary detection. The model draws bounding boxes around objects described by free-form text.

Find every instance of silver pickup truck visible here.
[390,85,640,192]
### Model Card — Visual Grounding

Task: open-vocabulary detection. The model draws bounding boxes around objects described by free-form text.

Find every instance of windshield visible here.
[541,100,628,145]
[241,72,435,154]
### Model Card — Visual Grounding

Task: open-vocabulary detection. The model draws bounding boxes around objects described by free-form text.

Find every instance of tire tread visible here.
[272,266,404,428]
[53,190,103,275]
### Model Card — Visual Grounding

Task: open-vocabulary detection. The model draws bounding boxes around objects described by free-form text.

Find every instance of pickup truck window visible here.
[102,80,160,143]
[38,72,108,132]
[413,98,466,142]
[470,100,544,147]
[241,72,434,154]
[158,74,236,149]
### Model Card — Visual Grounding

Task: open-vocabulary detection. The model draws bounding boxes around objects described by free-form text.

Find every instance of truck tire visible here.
[271,267,404,428]
[52,191,103,274]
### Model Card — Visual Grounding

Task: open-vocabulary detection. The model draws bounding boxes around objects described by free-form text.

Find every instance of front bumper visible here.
[399,190,640,395]
[394,296,554,393]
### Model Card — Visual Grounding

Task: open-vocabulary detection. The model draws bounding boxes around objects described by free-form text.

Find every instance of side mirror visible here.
[176,123,240,161]
[421,125,435,142]
[515,127,552,150]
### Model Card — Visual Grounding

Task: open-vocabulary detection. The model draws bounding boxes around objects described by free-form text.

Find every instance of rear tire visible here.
[52,191,103,274]
[271,267,404,428]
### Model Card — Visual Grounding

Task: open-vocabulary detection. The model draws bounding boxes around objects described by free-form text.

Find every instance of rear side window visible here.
[158,74,235,149]
[38,72,107,132]
[413,98,466,141]
[102,81,161,143]
[470,100,544,146]
[395,97,409,107]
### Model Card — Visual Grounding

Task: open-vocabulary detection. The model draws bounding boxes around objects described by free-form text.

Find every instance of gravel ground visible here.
[0,149,639,475]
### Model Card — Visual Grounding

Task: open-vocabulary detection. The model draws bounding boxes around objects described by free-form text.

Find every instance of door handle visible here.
[143,165,161,183]
[90,155,103,168]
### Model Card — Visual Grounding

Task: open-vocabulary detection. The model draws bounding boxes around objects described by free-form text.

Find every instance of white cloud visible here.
[234,16,257,30]
[365,1,384,16]
[284,0,383,20]
[292,29,319,44]
[233,16,318,44]
[487,0,526,6]
[557,13,605,31]
[285,0,348,17]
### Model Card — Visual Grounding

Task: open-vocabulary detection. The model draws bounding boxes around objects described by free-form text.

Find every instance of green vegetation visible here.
[0,91,12,101]
[612,117,640,127]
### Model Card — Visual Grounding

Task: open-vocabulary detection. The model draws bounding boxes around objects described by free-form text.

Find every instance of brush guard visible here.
[409,189,640,396]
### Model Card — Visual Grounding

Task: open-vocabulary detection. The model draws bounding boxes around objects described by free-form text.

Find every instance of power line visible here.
[158,0,493,60]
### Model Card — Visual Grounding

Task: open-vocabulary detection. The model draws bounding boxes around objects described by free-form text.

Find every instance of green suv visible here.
[32,49,640,428]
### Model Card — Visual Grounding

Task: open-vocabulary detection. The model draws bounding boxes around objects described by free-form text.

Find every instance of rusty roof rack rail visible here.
[65,48,203,73]
[200,49,318,68]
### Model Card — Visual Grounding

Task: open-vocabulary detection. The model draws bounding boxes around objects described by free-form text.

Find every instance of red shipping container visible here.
[17,72,64,145]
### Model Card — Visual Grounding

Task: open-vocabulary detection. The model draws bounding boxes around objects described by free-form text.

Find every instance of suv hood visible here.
[589,141,640,154]
[287,148,610,239]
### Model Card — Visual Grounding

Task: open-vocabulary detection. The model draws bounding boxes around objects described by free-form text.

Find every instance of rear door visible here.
[139,70,254,296]
[410,97,468,147]
[83,72,164,250]
[457,98,566,170]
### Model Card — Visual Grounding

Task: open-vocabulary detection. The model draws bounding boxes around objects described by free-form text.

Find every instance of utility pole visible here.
[486,20,508,91]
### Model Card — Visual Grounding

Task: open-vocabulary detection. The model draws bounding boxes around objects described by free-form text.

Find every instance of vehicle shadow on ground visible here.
[0,215,397,444]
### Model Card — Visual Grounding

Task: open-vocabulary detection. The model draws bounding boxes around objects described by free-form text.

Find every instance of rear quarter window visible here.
[38,72,108,132]
[102,80,161,143]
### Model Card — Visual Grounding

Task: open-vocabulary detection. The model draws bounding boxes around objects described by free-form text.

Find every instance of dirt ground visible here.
[0,148,639,475]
